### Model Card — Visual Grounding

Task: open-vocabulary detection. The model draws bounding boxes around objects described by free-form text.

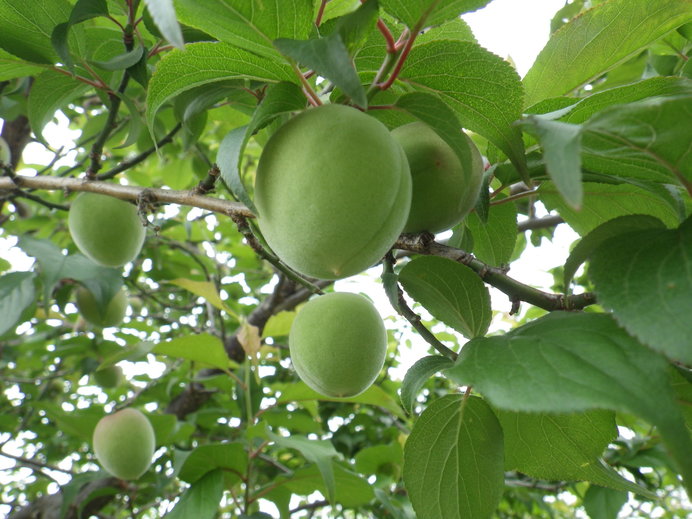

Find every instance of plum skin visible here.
[392,122,484,234]
[289,292,387,398]
[92,408,155,480]
[254,104,411,280]
[76,286,128,328]
[68,192,145,268]
[92,365,124,388]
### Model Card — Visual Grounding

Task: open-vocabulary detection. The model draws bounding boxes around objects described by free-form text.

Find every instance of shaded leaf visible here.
[168,278,238,318]
[400,355,454,414]
[445,311,692,495]
[381,0,492,28]
[165,469,224,519]
[0,272,35,337]
[564,215,665,288]
[146,42,294,128]
[177,443,247,484]
[399,256,491,339]
[464,200,517,266]
[589,216,692,364]
[583,485,628,519]
[28,70,91,139]
[0,48,45,81]
[403,395,504,519]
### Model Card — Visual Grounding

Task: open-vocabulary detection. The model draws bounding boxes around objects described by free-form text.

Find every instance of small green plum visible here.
[92,365,124,388]
[254,104,411,280]
[289,292,387,398]
[68,192,145,267]
[392,122,484,234]
[92,408,155,480]
[0,136,10,165]
[75,286,128,328]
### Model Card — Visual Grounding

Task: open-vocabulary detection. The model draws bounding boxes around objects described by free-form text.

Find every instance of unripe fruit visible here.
[392,122,484,234]
[92,365,124,388]
[289,292,387,398]
[92,408,155,480]
[75,286,128,328]
[254,104,411,280]
[0,136,10,165]
[68,192,145,267]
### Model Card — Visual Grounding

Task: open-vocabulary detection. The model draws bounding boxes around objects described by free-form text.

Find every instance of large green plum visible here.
[392,122,484,233]
[254,104,411,280]
[76,286,128,328]
[68,192,145,267]
[92,365,124,388]
[289,292,387,397]
[92,408,155,480]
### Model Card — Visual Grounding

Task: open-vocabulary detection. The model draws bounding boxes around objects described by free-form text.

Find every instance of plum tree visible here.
[254,104,411,280]
[92,365,124,389]
[75,286,128,328]
[92,408,155,481]
[68,192,146,267]
[392,122,484,233]
[289,292,387,397]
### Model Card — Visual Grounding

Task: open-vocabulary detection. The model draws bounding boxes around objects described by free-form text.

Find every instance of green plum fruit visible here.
[68,192,145,267]
[0,136,10,165]
[92,365,124,388]
[289,292,387,397]
[392,122,484,233]
[92,408,155,480]
[76,286,128,328]
[254,104,411,280]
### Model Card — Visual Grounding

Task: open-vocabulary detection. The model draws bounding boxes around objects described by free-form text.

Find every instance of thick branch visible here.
[0,175,253,218]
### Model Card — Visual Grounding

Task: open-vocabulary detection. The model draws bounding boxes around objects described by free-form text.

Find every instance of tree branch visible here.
[0,175,253,218]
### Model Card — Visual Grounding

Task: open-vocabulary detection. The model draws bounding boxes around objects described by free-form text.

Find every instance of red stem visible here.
[377,19,397,53]
[315,0,328,27]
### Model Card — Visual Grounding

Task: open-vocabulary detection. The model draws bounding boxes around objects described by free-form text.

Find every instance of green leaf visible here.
[269,431,339,505]
[403,395,504,519]
[144,0,184,49]
[400,40,526,178]
[175,0,314,60]
[0,0,72,64]
[145,42,294,128]
[523,0,692,106]
[17,236,123,309]
[277,382,405,419]
[394,92,484,212]
[589,216,692,365]
[276,463,375,508]
[495,409,654,497]
[51,0,109,69]
[556,77,692,124]
[261,310,297,339]
[464,200,517,266]
[400,355,454,414]
[581,96,692,190]
[399,256,491,339]
[165,469,224,519]
[563,215,665,288]
[177,443,247,484]
[0,48,46,81]
[153,333,231,370]
[91,45,144,70]
[583,485,629,519]
[0,272,35,337]
[217,81,306,215]
[98,341,156,369]
[539,181,681,236]
[274,35,367,107]
[354,442,403,477]
[416,18,476,45]
[168,278,239,319]
[381,0,492,28]
[330,0,379,54]
[28,69,91,140]
[519,117,583,209]
[445,311,692,495]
